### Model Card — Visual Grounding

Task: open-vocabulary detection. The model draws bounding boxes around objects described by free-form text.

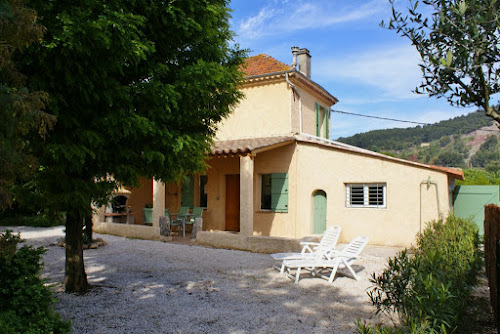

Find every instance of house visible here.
[93,47,464,252]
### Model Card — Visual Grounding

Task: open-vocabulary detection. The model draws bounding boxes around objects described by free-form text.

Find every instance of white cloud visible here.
[237,0,387,40]
[316,44,423,100]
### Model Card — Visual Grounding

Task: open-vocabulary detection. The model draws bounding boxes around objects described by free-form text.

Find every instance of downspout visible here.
[419,177,442,233]
[285,71,303,134]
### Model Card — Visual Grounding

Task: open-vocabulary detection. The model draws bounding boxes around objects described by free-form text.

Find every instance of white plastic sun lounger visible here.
[270,225,341,273]
[282,235,369,283]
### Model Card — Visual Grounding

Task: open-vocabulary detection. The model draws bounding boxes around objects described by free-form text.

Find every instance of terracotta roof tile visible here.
[241,54,292,77]
[211,136,294,155]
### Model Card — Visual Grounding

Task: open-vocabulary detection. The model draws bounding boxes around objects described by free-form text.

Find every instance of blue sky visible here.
[228,0,475,139]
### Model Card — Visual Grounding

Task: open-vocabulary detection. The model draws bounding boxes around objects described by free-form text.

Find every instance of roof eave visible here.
[243,69,338,105]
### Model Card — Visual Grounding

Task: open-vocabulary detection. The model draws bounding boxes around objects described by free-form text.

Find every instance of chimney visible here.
[291,46,300,69]
[298,48,311,78]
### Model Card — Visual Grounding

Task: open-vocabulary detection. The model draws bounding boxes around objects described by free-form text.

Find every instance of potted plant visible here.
[143,203,153,225]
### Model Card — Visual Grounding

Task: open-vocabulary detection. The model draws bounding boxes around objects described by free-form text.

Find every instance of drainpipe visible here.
[419,177,442,233]
[285,71,303,134]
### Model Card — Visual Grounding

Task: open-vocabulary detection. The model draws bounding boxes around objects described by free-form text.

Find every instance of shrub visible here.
[0,230,71,334]
[361,215,481,333]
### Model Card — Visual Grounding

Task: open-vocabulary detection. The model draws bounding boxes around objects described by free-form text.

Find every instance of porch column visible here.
[152,180,165,229]
[240,154,254,236]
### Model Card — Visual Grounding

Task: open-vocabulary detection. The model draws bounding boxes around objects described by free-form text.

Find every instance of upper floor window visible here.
[346,183,386,208]
[315,103,330,139]
[261,173,288,212]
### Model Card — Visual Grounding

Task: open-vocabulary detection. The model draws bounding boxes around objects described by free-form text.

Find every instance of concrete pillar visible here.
[240,155,254,236]
[152,180,165,228]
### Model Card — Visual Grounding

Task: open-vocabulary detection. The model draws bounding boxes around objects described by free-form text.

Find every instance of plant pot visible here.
[143,208,153,225]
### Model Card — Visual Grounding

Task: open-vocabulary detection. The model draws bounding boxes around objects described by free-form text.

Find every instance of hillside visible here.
[337,111,500,169]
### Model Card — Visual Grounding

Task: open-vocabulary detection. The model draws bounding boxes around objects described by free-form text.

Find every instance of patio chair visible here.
[186,206,203,225]
[168,206,190,236]
[282,235,369,283]
[270,225,341,273]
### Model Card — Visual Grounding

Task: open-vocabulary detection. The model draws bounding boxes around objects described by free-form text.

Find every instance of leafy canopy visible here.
[18,0,245,292]
[383,0,500,122]
[0,0,54,210]
[21,0,245,211]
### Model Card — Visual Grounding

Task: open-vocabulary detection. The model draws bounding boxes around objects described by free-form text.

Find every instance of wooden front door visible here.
[225,174,240,232]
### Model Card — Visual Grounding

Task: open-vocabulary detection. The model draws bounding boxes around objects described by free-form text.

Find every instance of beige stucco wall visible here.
[295,82,334,138]
[197,156,240,231]
[192,144,297,236]
[190,140,453,247]
[93,222,170,241]
[252,143,296,237]
[216,81,292,140]
[195,231,320,254]
[293,142,452,246]
[126,178,153,225]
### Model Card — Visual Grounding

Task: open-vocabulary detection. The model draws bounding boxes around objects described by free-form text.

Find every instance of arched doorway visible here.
[313,190,327,234]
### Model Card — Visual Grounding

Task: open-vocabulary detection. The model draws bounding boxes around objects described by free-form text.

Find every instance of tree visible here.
[485,160,500,172]
[470,134,500,166]
[433,150,465,167]
[383,0,500,122]
[0,0,55,210]
[19,0,245,292]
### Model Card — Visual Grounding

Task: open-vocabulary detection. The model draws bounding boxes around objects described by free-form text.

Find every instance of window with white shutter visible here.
[346,183,386,208]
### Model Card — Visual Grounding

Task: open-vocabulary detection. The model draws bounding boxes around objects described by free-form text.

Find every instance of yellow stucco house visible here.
[93,47,464,252]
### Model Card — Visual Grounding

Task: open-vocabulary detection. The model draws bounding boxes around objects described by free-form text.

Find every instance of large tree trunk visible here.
[64,208,88,293]
[83,205,93,244]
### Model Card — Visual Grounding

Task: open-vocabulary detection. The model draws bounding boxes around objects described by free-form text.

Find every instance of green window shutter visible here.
[270,173,288,213]
[181,175,194,207]
[323,107,330,139]
[315,103,320,137]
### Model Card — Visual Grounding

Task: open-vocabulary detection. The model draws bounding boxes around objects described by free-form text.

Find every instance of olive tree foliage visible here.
[19,0,245,293]
[382,0,500,122]
[0,0,54,210]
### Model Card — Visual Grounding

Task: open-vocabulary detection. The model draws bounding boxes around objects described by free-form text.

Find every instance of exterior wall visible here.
[195,231,318,254]
[94,222,169,241]
[164,175,204,214]
[295,83,334,138]
[293,142,452,246]
[189,156,241,231]
[165,182,180,213]
[190,144,296,235]
[216,81,292,140]
[126,178,152,225]
[253,143,296,237]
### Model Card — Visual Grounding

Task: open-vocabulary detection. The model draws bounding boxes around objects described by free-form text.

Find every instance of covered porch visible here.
[93,136,303,252]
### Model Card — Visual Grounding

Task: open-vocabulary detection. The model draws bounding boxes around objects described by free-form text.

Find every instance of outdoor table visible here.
[172,213,192,238]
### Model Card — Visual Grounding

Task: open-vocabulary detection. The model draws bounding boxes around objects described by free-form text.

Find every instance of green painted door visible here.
[313,190,327,234]
[454,185,500,235]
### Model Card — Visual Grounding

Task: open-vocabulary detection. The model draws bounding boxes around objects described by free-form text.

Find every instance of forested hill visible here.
[336,111,500,169]
[337,111,492,152]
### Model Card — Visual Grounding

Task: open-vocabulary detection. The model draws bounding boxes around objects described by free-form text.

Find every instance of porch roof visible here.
[211,136,295,156]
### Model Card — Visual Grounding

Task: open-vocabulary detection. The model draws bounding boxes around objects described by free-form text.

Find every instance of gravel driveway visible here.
[5,226,401,334]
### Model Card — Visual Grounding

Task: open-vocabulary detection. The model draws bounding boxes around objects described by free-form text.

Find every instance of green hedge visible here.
[359,215,481,333]
[0,231,71,334]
